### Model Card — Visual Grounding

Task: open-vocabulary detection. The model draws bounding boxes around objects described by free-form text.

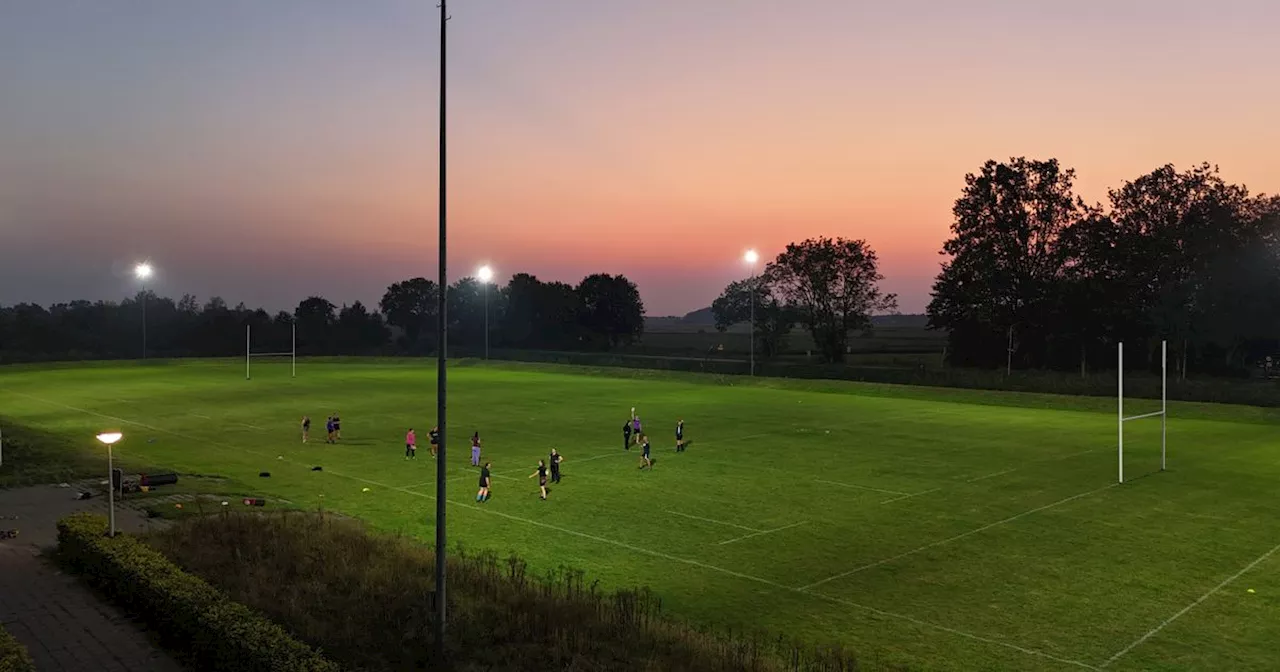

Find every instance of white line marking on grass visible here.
[716,521,807,545]
[966,469,1015,482]
[1100,540,1280,668]
[237,422,266,430]
[7,390,1102,671]
[815,479,911,497]
[190,414,212,420]
[880,488,941,504]
[665,510,760,533]
[800,483,1119,591]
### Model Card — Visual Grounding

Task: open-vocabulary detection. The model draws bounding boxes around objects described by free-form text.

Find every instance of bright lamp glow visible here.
[96,432,123,446]
[744,250,759,265]
[134,263,153,280]
[477,265,494,283]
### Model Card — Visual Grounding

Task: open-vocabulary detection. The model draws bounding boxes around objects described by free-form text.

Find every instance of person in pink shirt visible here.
[405,428,417,459]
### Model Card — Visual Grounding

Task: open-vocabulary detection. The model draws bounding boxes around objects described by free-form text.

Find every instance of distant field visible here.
[631,324,947,359]
[2,359,1278,670]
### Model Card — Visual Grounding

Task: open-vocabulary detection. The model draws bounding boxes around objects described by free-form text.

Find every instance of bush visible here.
[55,513,340,672]
[0,625,35,672]
[145,511,879,672]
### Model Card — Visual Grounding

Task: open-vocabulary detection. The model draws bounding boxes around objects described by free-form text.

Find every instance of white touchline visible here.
[665,510,760,533]
[6,390,1102,671]
[880,488,941,504]
[814,478,911,497]
[190,414,212,420]
[716,521,807,546]
[800,483,1119,591]
[239,423,266,430]
[1100,540,1280,668]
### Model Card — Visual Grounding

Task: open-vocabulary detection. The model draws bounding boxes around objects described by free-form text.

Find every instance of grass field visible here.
[2,359,1278,671]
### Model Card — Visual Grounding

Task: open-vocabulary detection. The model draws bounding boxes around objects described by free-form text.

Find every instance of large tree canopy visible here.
[765,237,897,363]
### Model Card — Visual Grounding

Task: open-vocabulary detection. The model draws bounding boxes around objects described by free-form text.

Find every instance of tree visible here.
[379,278,439,353]
[295,296,337,355]
[710,279,796,358]
[337,301,390,353]
[575,274,645,349]
[765,237,896,363]
[447,277,486,349]
[927,158,1082,370]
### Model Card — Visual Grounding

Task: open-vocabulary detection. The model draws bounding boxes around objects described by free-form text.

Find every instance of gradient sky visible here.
[2,0,1278,316]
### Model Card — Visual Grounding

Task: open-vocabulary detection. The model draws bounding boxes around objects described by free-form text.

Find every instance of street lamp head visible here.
[95,432,123,446]
[744,249,759,265]
[134,263,153,280]
[477,265,494,283]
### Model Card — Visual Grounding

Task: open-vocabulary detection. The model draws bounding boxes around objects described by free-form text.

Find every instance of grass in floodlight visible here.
[2,359,1278,671]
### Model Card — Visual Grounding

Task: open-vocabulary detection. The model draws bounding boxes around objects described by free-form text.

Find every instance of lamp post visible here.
[95,432,123,537]
[477,265,494,359]
[744,250,759,376]
[134,263,153,359]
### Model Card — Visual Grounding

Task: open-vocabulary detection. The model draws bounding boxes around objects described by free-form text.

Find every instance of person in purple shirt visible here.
[631,413,642,446]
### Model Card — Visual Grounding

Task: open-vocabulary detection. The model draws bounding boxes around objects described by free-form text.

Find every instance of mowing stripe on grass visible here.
[800,483,1119,591]
[716,521,808,546]
[10,390,1104,670]
[665,510,761,533]
[1100,540,1280,668]
[966,469,1015,482]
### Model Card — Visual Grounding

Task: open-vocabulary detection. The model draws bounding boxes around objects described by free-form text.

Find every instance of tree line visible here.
[0,273,645,362]
[927,159,1280,377]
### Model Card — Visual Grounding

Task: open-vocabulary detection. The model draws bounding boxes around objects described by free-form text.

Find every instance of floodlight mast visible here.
[478,265,494,359]
[744,250,759,376]
[134,262,153,360]
[434,0,451,662]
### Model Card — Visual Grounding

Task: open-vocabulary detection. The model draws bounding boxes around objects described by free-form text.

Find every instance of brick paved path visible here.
[0,484,186,672]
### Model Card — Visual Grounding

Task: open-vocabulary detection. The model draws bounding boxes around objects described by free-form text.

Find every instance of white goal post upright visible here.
[1117,340,1167,484]
[245,322,296,380]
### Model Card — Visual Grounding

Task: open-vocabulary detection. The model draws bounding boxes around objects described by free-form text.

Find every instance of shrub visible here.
[55,513,340,672]
[145,511,881,672]
[0,624,35,672]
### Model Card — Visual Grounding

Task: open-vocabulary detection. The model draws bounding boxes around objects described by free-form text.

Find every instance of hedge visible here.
[55,513,340,672]
[0,625,35,672]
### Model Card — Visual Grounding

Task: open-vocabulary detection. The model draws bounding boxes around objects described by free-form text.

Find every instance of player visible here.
[332,412,342,441]
[638,433,652,470]
[429,426,440,457]
[405,428,417,459]
[622,418,633,450]
[675,419,686,452]
[529,459,549,500]
[470,432,482,467]
[301,415,311,443]
[476,462,492,502]
[549,449,564,484]
[631,414,642,446]
[325,416,335,444]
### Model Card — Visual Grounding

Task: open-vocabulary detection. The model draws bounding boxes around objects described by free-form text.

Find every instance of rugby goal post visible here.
[245,322,296,380]
[1118,340,1167,484]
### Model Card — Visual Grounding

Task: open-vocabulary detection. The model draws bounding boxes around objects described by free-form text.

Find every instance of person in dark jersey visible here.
[476,462,492,502]
[301,415,311,443]
[622,419,633,450]
[325,416,335,444]
[332,413,342,441]
[549,449,564,484]
[429,426,440,458]
[638,434,652,470]
[529,460,549,500]
[675,419,686,452]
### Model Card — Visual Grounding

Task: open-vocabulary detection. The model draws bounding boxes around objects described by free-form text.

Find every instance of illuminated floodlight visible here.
[477,265,494,283]
[744,249,759,265]
[134,263,153,280]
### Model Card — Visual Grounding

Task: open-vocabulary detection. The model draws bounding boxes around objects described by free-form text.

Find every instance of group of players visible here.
[300,408,686,503]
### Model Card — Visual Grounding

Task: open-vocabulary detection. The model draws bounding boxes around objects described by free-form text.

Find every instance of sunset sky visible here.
[2,0,1278,316]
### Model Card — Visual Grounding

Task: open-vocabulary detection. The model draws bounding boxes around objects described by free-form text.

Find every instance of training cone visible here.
[1248,589,1256,594]
[362,487,371,492]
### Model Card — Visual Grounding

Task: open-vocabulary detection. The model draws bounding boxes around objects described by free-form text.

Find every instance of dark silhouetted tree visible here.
[575,273,645,349]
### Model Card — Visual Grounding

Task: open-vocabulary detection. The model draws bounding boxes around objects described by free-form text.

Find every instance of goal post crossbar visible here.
[245,323,296,380]
[1118,340,1167,484]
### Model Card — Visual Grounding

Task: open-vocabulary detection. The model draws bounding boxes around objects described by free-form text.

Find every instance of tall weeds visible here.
[146,511,885,672]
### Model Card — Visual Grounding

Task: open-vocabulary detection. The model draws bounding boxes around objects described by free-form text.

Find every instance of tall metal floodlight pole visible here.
[434,0,450,661]
[744,250,759,376]
[134,262,154,359]
[478,265,494,359]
